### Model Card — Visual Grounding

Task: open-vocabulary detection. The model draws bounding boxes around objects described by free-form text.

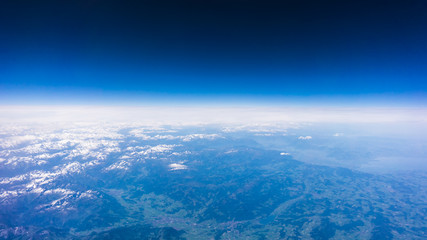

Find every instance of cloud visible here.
[181,134,220,141]
[0,135,38,148]
[0,124,124,168]
[280,152,290,156]
[129,131,221,142]
[333,133,344,137]
[298,136,312,140]
[105,160,131,171]
[168,163,188,171]
[225,149,238,154]
[2,105,427,126]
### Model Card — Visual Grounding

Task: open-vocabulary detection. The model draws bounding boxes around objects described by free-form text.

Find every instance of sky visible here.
[1,0,426,105]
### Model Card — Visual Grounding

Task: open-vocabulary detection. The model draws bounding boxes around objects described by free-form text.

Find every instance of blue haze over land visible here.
[0,107,426,239]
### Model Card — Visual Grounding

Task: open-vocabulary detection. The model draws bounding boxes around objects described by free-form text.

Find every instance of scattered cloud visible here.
[169,163,188,171]
[225,149,238,154]
[105,160,131,171]
[298,136,312,140]
[130,131,221,142]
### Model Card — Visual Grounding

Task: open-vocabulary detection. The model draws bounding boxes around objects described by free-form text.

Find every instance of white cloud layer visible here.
[1,105,426,125]
[168,163,188,171]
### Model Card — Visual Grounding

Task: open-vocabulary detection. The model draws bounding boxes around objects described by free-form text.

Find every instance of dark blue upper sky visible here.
[1,0,426,105]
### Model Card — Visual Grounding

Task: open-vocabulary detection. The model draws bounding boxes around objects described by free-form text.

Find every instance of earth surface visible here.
[0,122,426,239]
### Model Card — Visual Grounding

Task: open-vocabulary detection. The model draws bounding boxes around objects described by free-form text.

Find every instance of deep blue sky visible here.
[1,0,426,105]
